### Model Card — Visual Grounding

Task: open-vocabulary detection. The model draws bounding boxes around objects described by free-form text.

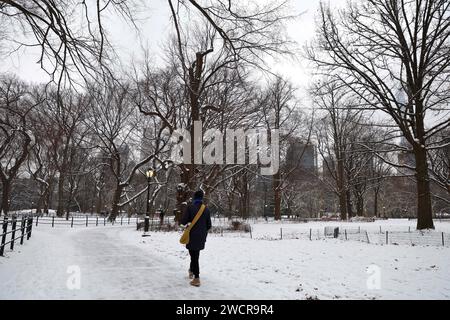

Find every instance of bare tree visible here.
[307,0,450,229]
[0,75,37,215]
[0,0,137,88]
[35,88,89,216]
[313,81,363,220]
[428,128,450,195]
[258,76,306,220]
[87,79,170,220]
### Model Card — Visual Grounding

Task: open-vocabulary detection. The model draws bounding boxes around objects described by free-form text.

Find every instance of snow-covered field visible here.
[222,218,450,234]
[1,221,449,300]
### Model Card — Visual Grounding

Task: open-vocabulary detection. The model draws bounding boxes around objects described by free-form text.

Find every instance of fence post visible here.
[86,216,88,227]
[20,217,25,245]
[442,232,445,247]
[250,226,252,239]
[10,218,17,251]
[0,218,7,256]
[409,226,411,233]
[96,217,99,226]
[27,218,31,240]
[144,216,150,232]
[345,229,347,240]
[71,217,74,228]
[280,228,283,240]
[121,216,123,225]
[365,231,370,244]
[379,226,382,234]
[386,231,389,245]
[358,226,361,233]
[52,216,54,228]
[128,217,130,225]
[36,216,39,227]
[309,228,312,241]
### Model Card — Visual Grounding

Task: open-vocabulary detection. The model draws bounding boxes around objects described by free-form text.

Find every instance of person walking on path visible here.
[180,190,212,287]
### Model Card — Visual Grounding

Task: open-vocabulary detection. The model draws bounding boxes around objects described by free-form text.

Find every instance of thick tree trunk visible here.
[356,195,364,217]
[414,146,434,230]
[56,174,65,217]
[0,181,11,216]
[373,188,379,218]
[338,192,347,221]
[95,189,103,214]
[44,185,51,214]
[110,184,124,221]
[346,190,353,218]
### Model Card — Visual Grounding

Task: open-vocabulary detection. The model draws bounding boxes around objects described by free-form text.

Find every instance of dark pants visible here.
[189,250,200,278]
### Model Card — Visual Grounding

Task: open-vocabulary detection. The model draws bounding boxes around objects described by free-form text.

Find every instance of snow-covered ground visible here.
[1,221,449,300]
[249,219,450,241]
[221,218,450,234]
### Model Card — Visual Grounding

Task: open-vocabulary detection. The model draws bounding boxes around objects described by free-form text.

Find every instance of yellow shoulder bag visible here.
[179,204,206,245]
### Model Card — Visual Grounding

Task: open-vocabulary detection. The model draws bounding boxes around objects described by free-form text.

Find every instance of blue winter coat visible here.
[180,200,212,251]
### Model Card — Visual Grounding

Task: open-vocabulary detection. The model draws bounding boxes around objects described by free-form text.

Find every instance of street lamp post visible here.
[144,168,154,234]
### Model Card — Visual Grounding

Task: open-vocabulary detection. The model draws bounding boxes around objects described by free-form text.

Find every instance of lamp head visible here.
[146,168,155,178]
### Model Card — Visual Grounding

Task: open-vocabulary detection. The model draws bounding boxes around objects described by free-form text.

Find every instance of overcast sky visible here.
[0,0,347,102]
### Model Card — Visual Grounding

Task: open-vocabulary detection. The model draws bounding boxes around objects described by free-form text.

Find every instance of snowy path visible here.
[0,226,236,299]
[1,225,450,300]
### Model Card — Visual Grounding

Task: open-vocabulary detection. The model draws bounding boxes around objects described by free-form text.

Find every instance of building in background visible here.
[284,138,317,177]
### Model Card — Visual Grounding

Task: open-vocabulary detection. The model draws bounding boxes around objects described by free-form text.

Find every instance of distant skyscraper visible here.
[285,138,317,175]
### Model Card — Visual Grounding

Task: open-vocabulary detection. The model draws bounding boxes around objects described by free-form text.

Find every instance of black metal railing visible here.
[0,216,33,256]
[32,215,141,228]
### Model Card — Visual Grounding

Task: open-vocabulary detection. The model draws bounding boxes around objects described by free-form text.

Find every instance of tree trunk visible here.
[346,190,353,218]
[44,184,51,214]
[273,172,281,220]
[65,183,75,220]
[56,174,65,217]
[0,181,11,216]
[356,195,364,217]
[373,188,379,218]
[36,185,44,214]
[110,184,124,221]
[414,146,434,230]
[337,158,347,220]
[95,189,103,214]
[227,193,233,219]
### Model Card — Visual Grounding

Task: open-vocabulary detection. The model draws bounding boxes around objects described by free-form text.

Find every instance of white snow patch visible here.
[0,223,449,300]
